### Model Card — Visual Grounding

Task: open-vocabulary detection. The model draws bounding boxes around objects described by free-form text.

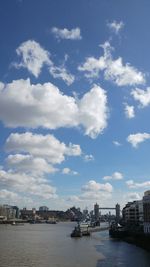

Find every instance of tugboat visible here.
[109,222,127,238]
[46,220,57,224]
[80,223,91,236]
[82,229,91,236]
[71,225,82,238]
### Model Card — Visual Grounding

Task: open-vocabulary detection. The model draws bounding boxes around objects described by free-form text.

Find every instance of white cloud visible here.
[0,189,18,200]
[67,180,113,208]
[124,104,135,119]
[104,57,144,86]
[78,41,145,86]
[6,154,57,175]
[13,40,74,85]
[82,180,113,193]
[103,172,123,181]
[127,133,150,148]
[126,179,150,189]
[67,195,81,202]
[62,168,78,175]
[0,79,78,129]
[131,87,150,107]
[14,40,51,77]
[78,84,108,138]
[67,191,112,212]
[78,55,106,78]
[125,192,141,201]
[49,65,75,85]
[0,79,108,139]
[0,169,57,200]
[107,20,124,34]
[80,191,112,202]
[113,140,122,146]
[84,154,94,162]
[113,172,123,180]
[51,27,82,40]
[2,132,76,201]
[0,189,33,206]
[5,132,82,165]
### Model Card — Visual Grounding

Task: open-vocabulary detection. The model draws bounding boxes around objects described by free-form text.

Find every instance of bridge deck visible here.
[99,207,116,210]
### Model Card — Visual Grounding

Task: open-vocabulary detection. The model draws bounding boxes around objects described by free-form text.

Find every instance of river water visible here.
[0,222,150,267]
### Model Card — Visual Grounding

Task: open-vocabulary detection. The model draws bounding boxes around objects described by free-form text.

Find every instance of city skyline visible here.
[0,0,150,210]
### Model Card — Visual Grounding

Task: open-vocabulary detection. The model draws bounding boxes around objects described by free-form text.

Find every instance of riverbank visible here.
[123,232,150,252]
[109,228,150,252]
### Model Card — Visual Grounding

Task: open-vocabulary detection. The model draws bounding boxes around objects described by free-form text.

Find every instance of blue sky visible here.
[0,0,150,211]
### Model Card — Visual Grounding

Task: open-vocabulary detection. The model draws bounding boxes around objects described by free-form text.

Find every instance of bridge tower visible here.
[115,203,120,223]
[94,203,100,226]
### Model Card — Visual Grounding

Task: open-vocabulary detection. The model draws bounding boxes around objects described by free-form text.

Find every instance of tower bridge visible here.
[94,203,120,224]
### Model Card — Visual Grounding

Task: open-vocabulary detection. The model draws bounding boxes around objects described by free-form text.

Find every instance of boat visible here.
[82,230,91,236]
[79,222,89,228]
[46,220,57,224]
[109,223,127,238]
[71,226,82,237]
[29,220,36,224]
[109,228,127,238]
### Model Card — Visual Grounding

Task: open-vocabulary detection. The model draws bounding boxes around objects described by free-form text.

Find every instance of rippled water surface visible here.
[0,222,150,267]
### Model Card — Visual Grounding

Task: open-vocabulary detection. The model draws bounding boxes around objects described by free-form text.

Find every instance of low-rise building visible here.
[20,208,36,220]
[39,206,49,212]
[0,205,18,220]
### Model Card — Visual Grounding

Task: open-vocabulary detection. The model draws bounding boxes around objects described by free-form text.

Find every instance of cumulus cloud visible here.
[67,180,113,207]
[127,133,150,148]
[0,189,19,200]
[0,79,78,129]
[2,132,81,200]
[67,195,81,202]
[14,40,51,77]
[13,40,74,85]
[103,172,123,181]
[78,84,108,138]
[0,169,57,199]
[126,179,150,189]
[125,192,141,201]
[6,154,57,175]
[0,189,33,206]
[78,41,145,86]
[124,104,135,119]
[107,20,124,34]
[131,87,150,107]
[51,27,82,40]
[82,180,113,193]
[0,80,108,139]
[5,132,82,164]
[78,55,106,78]
[62,168,78,175]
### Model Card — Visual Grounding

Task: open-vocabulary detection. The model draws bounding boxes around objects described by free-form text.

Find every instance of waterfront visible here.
[0,222,150,267]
